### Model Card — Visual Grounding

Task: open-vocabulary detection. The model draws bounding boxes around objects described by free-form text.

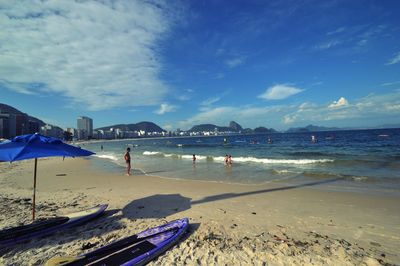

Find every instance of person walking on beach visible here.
[124,147,131,176]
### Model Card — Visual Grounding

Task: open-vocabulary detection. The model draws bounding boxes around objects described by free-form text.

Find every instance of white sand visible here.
[0,157,399,265]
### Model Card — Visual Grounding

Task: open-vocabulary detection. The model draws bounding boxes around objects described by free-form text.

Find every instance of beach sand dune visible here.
[1,158,399,265]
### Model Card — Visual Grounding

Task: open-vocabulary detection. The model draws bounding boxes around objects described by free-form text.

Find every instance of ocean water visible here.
[82,128,400,195]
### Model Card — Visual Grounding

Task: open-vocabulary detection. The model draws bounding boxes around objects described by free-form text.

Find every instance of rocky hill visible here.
[96,121,165,132]
[254,127,277,133]
[189,121,243,132]
[286,124,340,133]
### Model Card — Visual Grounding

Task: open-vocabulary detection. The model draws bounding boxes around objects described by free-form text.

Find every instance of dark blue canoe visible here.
[0,204,108,246]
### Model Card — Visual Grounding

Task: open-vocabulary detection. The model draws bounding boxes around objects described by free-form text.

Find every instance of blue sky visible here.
[1,0,399,131]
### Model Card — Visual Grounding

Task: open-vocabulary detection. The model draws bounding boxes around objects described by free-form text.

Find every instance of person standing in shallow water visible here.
[124,147,131,176]
[192,154,196,164]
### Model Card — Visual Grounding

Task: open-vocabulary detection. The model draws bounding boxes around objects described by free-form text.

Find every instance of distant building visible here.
[0,113,12,138]
[77,116,93,140]
[40,124,64,139]
[0,113,29,139]
[15,114,29,135]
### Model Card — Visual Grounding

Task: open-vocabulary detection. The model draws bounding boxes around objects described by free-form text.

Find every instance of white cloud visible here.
[381,81,400,86]
[327,27,346,35]
[314,40,341,50]
[0,80,35,95]
[178,105,295,130]
[154,103,178,115]
[328,97,349,108]
[214,73,225,79]
[282,92,400,125]
[178,107,235,129]
[283,114,298,124]
[176,89,194,101]
[386,52,400,65]
[0,1,179,110]
[225,57,244,68]
[162,124,173,131]
[177,92,400,130]
[315,24,388,54]
[384,104,400,111]
[258,84,303,100]
[298,102,316,112]
[201,96,221,106]
[177,95,190,101]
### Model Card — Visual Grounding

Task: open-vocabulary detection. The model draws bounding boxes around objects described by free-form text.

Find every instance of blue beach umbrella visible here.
[0,133,94,220]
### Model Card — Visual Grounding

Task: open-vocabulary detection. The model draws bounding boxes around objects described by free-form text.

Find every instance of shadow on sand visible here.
[123,194,192,219]
[122,178,341,219]
[191,178,341,205]
[0,208,123,256]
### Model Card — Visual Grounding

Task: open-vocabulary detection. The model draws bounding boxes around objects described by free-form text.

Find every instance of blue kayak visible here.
[46,218,189,266]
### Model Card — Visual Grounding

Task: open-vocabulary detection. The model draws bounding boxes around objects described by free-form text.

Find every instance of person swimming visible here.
[228,155,233,165]
[311,135,317,143]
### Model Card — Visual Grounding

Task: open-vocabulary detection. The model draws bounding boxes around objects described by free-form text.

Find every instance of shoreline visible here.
[92,154,400,198]
[1,158,399,265]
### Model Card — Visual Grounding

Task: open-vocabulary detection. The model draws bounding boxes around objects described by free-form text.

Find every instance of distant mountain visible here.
[373,123,400,129]
[254,127,277,133]
[96,121,165,132]
[189,124,224,132]
[242,128,254,134]
[189,121,243,132]
[0,103,46,127]
[229,121,243,132]
[286,124,341,133]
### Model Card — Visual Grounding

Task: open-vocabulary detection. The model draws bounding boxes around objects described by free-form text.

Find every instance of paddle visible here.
[45,227,179,266]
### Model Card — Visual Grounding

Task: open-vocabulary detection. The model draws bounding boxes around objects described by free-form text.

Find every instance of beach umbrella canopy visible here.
[0,133,94,220]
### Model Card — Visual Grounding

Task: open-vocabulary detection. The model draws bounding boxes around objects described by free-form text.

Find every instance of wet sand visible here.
[0,157,399,265]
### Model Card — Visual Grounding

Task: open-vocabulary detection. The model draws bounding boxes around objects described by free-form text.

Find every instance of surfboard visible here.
[0,204,108,246]
[46,217,189,266]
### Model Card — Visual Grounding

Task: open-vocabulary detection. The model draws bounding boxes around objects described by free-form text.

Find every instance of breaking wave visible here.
[143,151,334,165]
[93,154,119,161]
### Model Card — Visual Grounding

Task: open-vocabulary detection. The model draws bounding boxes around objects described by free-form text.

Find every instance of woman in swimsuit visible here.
[124,147,131,176]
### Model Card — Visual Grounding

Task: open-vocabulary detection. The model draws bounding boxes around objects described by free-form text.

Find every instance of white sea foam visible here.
[233,157,333,164]
[182,155,208,160]
[143,151,162,155]
[94,154,119,161]
[214,156,227,162]
[272,169,298,174]
[142,151,333,165]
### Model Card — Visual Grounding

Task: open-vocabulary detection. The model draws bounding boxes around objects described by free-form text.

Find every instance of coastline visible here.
[1,158,399,265]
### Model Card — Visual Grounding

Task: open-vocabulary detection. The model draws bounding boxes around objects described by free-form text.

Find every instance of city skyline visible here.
[1,1,400,131]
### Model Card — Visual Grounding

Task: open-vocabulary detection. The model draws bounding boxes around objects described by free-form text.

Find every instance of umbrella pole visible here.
[32,158,37,221]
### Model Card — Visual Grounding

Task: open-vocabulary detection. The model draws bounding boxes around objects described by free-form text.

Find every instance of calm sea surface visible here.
[83,128,400,195]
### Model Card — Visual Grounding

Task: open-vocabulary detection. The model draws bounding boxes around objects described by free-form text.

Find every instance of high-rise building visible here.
[0,113,17,139]
[77,116,93,140]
